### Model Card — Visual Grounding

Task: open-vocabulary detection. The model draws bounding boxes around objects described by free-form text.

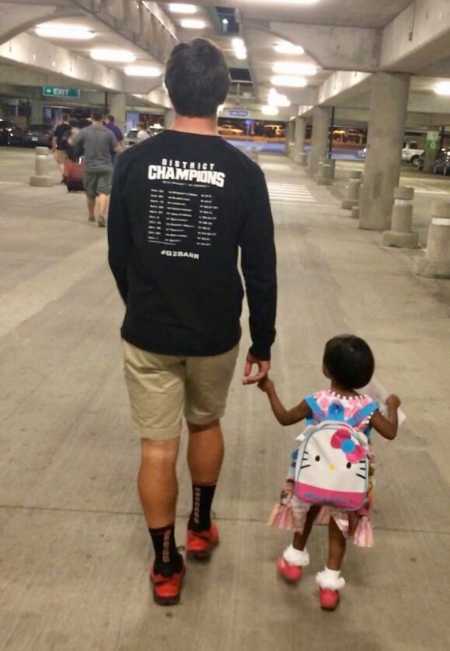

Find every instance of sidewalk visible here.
[0,148,449,650]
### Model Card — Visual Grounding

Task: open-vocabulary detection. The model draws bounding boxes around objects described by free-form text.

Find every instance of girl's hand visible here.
[386,394,401,410]
[258,376,274,393]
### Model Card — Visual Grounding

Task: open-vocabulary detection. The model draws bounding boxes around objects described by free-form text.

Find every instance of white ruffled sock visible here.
[283,544,310,567]
[316,566,346,591]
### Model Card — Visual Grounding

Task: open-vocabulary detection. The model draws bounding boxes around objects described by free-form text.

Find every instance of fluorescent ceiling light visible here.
[273,61,318,76]
[268,88,291,107]
[274,42,304,55]
[262,105,279,116]
[91,48,136,63]
[168,3,198,13]
[434,81,450,96]
[180,18,207,29]
[272,75,307,88]
[232,37,247,61]
[124,65,161,77]
[35,23,95,40]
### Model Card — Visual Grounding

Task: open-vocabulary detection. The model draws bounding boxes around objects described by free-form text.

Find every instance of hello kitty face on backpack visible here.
[295,422,369,510]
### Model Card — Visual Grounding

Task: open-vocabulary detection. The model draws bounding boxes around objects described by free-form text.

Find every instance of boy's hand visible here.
[257,376,274,393]
[243,353,270,385]
[386,394,401,410]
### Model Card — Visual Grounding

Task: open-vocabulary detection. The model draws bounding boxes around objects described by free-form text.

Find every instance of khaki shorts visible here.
[123,341,239,440]
[83,168,113,198]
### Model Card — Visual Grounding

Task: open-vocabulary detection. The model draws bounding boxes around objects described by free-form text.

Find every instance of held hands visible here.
[243,352,270,385]
[385,394,401,410]
[257,375,274,394]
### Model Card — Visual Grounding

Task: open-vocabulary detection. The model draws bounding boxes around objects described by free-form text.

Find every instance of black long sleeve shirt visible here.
[108,130,277,360]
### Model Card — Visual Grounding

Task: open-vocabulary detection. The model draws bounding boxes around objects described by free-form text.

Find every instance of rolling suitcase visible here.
[64,158,84,192]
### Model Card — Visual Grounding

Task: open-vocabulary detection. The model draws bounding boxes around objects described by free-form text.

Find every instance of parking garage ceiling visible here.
[1,1,450,120]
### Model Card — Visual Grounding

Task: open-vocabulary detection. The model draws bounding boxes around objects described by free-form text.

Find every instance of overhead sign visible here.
[42,86,80,99]
[226,108,249,118]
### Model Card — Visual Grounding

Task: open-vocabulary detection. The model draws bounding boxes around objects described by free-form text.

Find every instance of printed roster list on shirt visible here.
[147,158,225,260]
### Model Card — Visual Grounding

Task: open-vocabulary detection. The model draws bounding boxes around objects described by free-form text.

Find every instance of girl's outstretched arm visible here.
[258,377,312,426]
[370,394,401,440]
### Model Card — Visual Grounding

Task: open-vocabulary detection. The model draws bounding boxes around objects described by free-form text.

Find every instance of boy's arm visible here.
[259,377,311,426]
[370,394,401,440]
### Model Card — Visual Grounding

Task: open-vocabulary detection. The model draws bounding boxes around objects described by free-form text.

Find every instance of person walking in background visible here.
[73,110,118,227]
[52,112,71,180]
[108,39,277,606]
[105,114,124,153]
[136,122,150,142]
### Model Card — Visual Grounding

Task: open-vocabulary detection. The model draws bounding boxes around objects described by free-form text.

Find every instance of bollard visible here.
[415,200,450,278]
[30,147,57,187]
[382,186,419,248]
[294,151,308,167]
[316,158,335,185]
[351,206,360,220]
[342,171,363,210]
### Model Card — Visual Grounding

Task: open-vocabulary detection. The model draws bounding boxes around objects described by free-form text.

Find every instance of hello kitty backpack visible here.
[294,395,379,511]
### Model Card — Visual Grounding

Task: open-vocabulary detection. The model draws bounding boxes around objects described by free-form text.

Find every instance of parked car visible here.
[124,128,139,147]
[401,141,425,167]
[22,124,53,147]
[0,119,24,145]
[357,141,425,167]
[432,148,450,176]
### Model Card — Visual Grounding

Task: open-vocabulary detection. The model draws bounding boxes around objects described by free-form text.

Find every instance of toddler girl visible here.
[259,335,401,611]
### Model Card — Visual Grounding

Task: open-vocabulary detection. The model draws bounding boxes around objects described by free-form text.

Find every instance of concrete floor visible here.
[0,147,449,650]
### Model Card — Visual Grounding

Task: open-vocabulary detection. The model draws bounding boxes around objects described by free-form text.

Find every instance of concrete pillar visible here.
[317,158,336,185]
[293,116,307,166]
[382,186,419,248]
[342,171,363,210]
[164,109,175,129]
[422,130,440,174]
[30,147,57,187]
[359,73,410,231]
[109,93,127,131]
[415,201,450,278]
[30,100,45,125]
[307,106,332,177]
[287,119,295,157]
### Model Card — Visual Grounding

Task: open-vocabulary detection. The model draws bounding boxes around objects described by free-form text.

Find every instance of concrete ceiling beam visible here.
[70,0,178,64]
[269,22,380,72]
[0,32,125,92]
[0,1,78,46]
[381,0,450,73]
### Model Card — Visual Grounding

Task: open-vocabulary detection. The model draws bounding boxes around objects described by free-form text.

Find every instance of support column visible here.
[108,93,127,131]
[422,130,440,174]
[293,116,307,165]
[164,109,174,129]
[287,119,295,157]
[359,73,410,231]
[30,100,45,125]
[307,106,332,177]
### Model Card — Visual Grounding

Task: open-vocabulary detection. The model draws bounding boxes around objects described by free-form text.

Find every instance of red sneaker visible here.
[319,588,340,611]
[277,557,303,584]
[150,564,185,606]
[186,524,219,560]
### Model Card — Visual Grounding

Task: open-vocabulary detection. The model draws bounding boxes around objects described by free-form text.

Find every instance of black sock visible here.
[149,524,183,576]
[188,484,217,532]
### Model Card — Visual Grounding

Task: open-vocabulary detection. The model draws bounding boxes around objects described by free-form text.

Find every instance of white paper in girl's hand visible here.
[363,378,406,426]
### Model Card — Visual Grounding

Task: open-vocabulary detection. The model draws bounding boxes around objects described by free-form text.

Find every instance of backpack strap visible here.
[347,401,379,428]
[304,395,326,423]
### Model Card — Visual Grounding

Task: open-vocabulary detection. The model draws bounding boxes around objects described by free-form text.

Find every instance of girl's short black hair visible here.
[165,39,230,117]
[323,335,375,390]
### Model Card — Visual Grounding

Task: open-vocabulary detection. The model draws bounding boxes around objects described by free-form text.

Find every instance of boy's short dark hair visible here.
[91,109,104,122]
[165,39,230,117]
[323,335,375,390]
[107,114,115,122]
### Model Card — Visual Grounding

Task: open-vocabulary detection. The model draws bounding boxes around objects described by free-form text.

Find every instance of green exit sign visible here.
[42,86,80,99]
